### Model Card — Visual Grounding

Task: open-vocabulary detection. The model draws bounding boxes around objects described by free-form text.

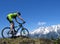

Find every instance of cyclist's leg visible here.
[7,17,14,33]
[10,22,17,35]
[10,21,14,32]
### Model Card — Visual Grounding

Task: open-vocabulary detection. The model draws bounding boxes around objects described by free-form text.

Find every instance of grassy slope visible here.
[0,37,55,44]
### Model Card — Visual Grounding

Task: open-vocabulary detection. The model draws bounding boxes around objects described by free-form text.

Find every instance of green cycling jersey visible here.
[7,13,17,22]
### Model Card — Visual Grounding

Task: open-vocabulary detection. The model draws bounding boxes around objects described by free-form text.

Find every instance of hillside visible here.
[0,36,54,44]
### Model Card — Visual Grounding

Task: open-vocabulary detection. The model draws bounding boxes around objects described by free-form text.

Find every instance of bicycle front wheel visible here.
[1,27,12,38]
[20,28,29,37]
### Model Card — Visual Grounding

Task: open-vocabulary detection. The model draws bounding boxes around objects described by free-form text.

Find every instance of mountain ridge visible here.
[30,24,60,39]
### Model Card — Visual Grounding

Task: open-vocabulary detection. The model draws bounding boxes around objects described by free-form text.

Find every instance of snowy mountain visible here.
[30,24,60,39]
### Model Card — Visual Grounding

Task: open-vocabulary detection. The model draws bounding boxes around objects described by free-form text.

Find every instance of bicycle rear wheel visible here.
[1,27,12,38]
[20,28,29,37]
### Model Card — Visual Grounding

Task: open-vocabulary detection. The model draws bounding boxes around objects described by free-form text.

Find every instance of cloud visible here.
[38,21,46,26]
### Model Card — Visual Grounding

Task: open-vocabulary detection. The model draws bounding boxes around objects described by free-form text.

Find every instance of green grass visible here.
[0,37,60,44]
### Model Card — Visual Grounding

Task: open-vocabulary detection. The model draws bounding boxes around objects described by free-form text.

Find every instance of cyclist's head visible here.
[17,12,21,16]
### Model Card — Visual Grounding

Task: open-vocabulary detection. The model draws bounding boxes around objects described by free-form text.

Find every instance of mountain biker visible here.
[7,12,25,34]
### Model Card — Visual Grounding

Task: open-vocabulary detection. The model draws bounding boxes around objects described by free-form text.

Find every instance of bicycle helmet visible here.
[17,12,21,16]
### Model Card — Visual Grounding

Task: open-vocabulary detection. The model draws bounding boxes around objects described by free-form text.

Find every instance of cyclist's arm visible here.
[17,15,25,22]
[15,18,19,23]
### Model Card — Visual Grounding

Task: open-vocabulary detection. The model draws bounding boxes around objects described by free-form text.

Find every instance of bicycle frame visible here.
[14,23,24,34]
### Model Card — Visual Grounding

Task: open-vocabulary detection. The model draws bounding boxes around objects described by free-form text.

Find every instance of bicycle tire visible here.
[1,27,12,38]
[20,28,29,37]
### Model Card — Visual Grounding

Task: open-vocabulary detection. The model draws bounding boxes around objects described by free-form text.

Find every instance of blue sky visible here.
[0,0,60,37]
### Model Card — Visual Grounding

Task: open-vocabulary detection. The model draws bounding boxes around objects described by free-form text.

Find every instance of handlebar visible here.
[16,20,25,24]
[17,22,25,24]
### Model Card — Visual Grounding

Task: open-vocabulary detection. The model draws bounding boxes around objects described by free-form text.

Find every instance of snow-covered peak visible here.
[30,24,60,39]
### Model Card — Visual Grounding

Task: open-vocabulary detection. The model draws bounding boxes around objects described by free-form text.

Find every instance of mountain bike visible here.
[1,22,29,38]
